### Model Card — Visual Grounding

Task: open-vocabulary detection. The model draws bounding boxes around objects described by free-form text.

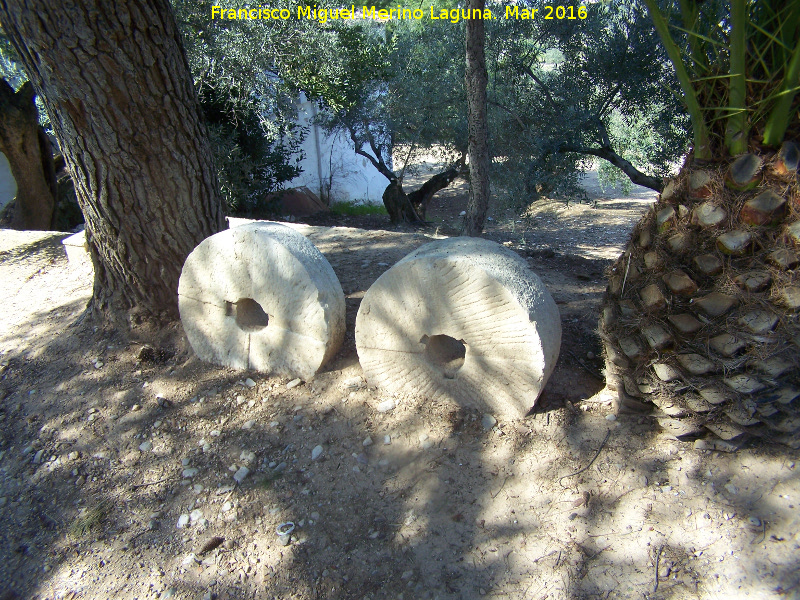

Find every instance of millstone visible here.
[178,222,345,379]
[355,237,561,417]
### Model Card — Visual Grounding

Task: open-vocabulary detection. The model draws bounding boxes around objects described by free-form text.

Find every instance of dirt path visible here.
[0,178,798,600]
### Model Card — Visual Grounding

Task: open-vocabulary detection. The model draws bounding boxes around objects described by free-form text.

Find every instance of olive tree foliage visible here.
[170,0,321,212]
[316,16,469,223]
[171,0,393,213]
[486,0,689,206]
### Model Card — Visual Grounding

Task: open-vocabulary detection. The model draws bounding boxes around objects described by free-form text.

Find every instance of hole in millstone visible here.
[421,334,466,379]
[226,298,269,332]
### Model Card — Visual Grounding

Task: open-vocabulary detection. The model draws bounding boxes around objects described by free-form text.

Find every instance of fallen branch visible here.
[131,477,177,489]
[653,545,663,594]
[558,429,611,487]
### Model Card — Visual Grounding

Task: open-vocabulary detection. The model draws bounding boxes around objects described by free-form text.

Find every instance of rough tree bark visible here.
[0,0,224,322]
[463,0,490,236]
[0,79,57,230]
[407,158,466,219]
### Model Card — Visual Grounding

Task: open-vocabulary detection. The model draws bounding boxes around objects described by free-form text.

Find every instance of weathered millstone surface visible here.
[693,292,737,317]
[740,190,786,225]
[734,270,771,292]
[693,253,723,276]
[178,222,345,379]
[717,230,752,255]
[355,237,562,417]
[691,202,727,227]
[663,270,698,296]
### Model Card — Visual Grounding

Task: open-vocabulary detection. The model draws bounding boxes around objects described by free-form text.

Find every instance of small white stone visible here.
[482,414,497,430]
[182,553,197,566]
[210,429,221,437]
[362,436,373,447]
[131,404,141,412]
[176,514,189,529]
[242,420,255,430]
[287,378,302,389]
[190,509,203,522]
[239,450,256,463]
[182,468,199,478]
[311,445,324,460]
[236,395,246,405]
[138,441,153,452]
[459,210,467,216]
[383,435,391,445]
[376,399,396,413]
[233,466,250,483]
[222,501,233,512]
[605,414,617,421]
[244,378,256,388]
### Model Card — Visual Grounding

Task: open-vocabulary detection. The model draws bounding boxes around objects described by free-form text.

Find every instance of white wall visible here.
[0,153,17,212]
[287,97,388,205]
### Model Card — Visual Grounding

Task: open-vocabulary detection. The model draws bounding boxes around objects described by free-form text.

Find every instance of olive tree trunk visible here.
[0,79,57,230]
[463,0,490,236]
[0,0,224,322]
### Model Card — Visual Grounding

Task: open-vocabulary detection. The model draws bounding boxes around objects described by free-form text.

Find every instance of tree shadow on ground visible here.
[0,226,798,600]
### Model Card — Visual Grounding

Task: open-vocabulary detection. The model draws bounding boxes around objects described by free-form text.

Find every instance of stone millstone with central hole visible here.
[355,237,561,416]
[178,222,345,380]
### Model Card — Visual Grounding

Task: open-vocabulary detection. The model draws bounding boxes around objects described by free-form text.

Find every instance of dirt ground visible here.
[1,174,799,600]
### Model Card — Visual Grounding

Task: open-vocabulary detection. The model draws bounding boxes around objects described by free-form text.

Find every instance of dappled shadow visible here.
[1,224,798,600]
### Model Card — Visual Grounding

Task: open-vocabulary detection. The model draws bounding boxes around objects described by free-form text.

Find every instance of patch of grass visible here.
[260,470,284,489]
[329,200,387,217]
[69,499,112,539]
